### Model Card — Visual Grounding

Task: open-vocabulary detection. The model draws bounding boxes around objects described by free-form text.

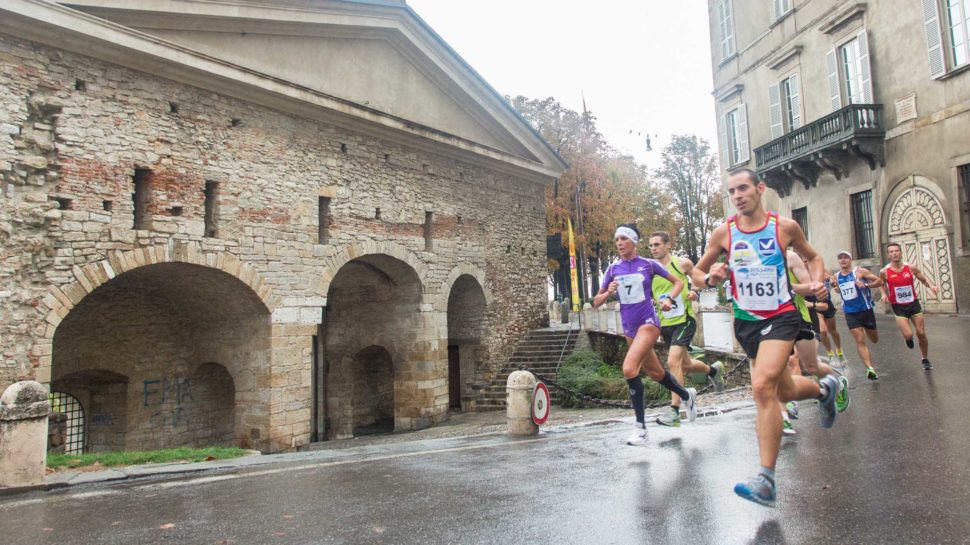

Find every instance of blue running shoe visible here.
[734,474,776,508]
[818,375,839,428]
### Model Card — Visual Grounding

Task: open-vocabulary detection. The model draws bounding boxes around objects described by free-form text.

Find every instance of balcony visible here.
[754,104,885,197]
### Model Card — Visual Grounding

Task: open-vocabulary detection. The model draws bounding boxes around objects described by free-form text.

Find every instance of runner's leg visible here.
[912,313,929,359]
[895,315,914,347]
[667,344,687,408]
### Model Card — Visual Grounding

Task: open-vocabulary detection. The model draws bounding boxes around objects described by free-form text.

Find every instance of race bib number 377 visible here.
[734,266,779,311]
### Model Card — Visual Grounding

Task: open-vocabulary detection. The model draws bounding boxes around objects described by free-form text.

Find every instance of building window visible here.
[850,190,876,259]
[826,30,873,111]
[959,163,970,244]
[318,197,331,244]
[774,0,792,20]
[721,103,749,167]
[792,207,809,239]
[204,181,219,238]
[944,0,970,68]
[424,211,434,251]
[49,392,85,454]
[769,74,802,139]
[132,168,151,230]
[715,0,736,61]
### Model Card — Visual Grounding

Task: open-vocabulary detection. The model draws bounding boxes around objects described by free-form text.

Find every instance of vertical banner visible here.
[568,219,580,312]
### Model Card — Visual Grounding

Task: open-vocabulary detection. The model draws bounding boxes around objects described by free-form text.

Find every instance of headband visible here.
[614,226,639,244]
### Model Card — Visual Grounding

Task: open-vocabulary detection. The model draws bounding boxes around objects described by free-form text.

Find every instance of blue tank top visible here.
[836,267,873,313]
[726,212,794,321]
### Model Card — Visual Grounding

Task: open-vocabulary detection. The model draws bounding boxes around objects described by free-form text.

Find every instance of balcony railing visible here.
[753,104,885,195]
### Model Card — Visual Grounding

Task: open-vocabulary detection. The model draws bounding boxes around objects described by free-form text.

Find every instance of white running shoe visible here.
[625,425,648,446]
[685,387,698,422]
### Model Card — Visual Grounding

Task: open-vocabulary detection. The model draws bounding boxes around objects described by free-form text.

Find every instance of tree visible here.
[654,135,724,262]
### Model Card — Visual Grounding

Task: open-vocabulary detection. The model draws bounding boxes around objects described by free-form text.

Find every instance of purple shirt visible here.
[601,256,672,338]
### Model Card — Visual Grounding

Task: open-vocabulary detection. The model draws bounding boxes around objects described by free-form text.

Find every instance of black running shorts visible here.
[819,302,837,319]
[661,316,696,347]
[891,301,923,319]
[845,309,878,330]
[734,310,802,359]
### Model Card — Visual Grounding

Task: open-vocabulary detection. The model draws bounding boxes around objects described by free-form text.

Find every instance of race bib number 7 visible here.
[616,274,646,305]
[734,266,779,311]
[894,285,915,304]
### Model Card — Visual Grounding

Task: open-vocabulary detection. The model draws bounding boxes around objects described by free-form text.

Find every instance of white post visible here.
[506,370,538,436]
[0,381,51,489]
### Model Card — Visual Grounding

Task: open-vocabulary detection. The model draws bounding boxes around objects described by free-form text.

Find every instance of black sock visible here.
[906,338,915,349]
[658,370,691,400]
[708,365,718,378]
[627,377,645,424]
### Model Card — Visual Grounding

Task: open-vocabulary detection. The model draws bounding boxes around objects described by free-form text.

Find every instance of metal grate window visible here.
[850,190,876,259]
[792,207,809,240]
[49,392,85,454]
[960,163,970,243]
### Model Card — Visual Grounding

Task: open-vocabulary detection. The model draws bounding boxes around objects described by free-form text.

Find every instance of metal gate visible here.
[49,391,85,454]
[886,185,957,313]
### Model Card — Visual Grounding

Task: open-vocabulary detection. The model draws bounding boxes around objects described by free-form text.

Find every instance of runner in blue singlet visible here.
[832,250,883,380]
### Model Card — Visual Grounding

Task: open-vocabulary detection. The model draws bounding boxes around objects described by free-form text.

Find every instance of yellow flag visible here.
[568,219,580,312]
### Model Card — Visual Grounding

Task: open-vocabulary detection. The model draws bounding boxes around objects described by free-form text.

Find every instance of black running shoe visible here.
[906,339,915,349]
[922,358,933,370]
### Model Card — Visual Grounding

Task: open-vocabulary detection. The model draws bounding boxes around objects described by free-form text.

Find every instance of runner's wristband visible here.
[704,273,714,287]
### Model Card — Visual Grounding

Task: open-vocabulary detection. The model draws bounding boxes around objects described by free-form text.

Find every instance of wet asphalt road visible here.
[2,314,970,545]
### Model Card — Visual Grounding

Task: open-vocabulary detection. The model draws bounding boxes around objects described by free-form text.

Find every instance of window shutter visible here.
[826,49,843,111]
[737,103,750,164]
[789,74,802,129]
[718,0,735,60]
[718,111,729,170]
[922,0,946,78]
[857,30,874,103]
[768,83,783,139]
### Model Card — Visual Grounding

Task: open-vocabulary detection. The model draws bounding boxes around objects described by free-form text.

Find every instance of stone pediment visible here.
[1,0,566,178]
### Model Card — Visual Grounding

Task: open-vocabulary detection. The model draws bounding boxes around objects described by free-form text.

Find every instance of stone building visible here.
[708,0,970,312]
[0,0,566,453]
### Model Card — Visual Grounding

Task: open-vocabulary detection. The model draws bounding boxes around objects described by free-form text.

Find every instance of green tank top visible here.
[652,258,694,327]
[788,269,811,324]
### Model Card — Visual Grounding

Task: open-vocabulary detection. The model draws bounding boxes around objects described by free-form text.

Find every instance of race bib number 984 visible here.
[894,285,915,304]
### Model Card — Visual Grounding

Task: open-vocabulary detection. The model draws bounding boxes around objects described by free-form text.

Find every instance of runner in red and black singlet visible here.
[880,242,940,369]
[691,169,842,508]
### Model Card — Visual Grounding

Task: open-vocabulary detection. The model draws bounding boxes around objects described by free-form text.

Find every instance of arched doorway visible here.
[51,370,128,453]
[446,275,487,411]
[324,254,427,439]
[51,262,271,451]
[885,178,957,313]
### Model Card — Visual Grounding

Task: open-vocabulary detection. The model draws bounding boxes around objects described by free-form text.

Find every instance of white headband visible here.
[614,226,639,244]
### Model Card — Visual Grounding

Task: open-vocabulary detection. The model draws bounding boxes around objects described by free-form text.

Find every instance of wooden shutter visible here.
[718,111,729,169]
[789,74,802,129]
[922,0,946,78]
[768,83,783,138]
[857,30,874,103]
[826,49,843,111]
[737,103,750,164]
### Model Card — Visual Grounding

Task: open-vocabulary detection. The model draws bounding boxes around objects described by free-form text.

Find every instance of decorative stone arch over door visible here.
[884,176,957,313]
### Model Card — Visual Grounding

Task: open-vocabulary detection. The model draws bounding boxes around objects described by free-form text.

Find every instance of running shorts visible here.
[819,303,837,319]
[734,310,802,359]
[845,309,877,330]
[661,316,697,347]
[891,301,923,319]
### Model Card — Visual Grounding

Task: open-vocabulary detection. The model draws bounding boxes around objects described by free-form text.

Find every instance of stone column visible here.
[0,381,51,489]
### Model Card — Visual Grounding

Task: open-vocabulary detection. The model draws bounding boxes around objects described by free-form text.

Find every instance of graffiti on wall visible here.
[143,375,194,428]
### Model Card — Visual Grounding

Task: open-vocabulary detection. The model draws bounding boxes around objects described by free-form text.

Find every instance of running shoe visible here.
[782,419,797,435]
[625,425,648,446]
[866,367,879,380]
[734,474,776,508]
[785,401,799,419]
[922,358,933,370]
[835,375,850,413]
[817,375,839,429]
[710,361,726,393]
[656,407,681,427]
[685,387,698,422]
[906,338,915,349]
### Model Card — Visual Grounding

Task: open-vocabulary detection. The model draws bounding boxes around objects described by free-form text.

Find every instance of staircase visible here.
[477,327,579,411]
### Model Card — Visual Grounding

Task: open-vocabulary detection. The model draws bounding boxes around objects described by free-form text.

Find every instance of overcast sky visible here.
[407,0,718,169]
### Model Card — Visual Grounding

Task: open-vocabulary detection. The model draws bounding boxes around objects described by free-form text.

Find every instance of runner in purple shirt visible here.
[593,224,698,446]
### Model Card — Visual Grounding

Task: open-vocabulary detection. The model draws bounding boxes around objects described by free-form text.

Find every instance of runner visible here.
[782,250,851,436]
[691,169,840,508]
[592,224,698,446]
[832,251,883,380]
[816,273,847,368]
[880,242,940,370]
[648,231,726,428]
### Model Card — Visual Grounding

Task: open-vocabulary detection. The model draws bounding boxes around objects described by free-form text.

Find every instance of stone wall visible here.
[0,34,549,452]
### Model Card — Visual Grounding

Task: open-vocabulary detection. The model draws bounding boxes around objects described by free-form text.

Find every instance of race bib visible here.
[616,274,646,305]
[661,297,686,319]
[894,285,915,304]
[839,281,858,301]
[734,266,779,311]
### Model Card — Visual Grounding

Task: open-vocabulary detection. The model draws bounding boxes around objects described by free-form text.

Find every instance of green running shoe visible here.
[835,375,850,413]
[782,419,797,435]
[710,361,726,393]
[785,401,799,419]
[656,406,681,427]
[866,367,879,381]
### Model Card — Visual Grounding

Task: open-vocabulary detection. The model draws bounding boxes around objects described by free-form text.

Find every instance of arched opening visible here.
[447,275,487,411]
[51,262,271,451]
[352,346,394,436]
[324,254,425,439]
[51,369,128,453]
[47,391,86,454]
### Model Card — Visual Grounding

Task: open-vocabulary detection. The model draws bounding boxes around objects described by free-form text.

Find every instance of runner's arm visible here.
[910,265,940,294]
[679,257,699,301]
[592,267,616,308]
[786,252,815,296]
[782,218,825,296]
[691,224,728,288]
[857,267,884,288]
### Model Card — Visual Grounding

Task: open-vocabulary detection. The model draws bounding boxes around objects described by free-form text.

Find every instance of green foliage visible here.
[557,350,670,408]
[47,447,250,470]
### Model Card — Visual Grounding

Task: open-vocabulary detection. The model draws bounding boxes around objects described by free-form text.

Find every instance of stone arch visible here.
[881,175,957,312]
[317,240,430,299]
[445,273,489,411]
[435,264,494,312]
[349,345,395,436]
[49,259,273,451]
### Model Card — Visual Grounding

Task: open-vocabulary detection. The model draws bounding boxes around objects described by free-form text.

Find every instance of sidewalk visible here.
[38,390,754,493]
